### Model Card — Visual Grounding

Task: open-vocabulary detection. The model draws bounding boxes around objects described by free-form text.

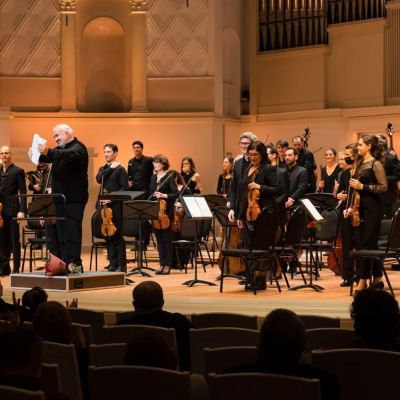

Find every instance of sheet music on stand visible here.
[180,196,215,287]
[182,196,213,219]
[300,198,324,222]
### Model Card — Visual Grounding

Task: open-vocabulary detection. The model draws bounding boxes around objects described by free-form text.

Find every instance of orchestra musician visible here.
[149,154,178,275]
[27,162,50,194]
[292,135,317,193]
[275,139,289,169]
[336,143,359,287]
[95,144,129,272]
[0,146,27,275]
[216,156,234,199]
[236,141,279,290]
[228,132,258,224]
[180,156,202,194]
[318,148,342,194]
[345,135,388,293]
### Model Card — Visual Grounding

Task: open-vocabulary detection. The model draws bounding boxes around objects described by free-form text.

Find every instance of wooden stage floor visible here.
[2,249,399,323]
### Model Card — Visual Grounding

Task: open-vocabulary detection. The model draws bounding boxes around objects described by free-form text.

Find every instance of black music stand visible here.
[180,196,216,287]
[122,200,159,277]
[204,194,228,256]
[290,199,325,292]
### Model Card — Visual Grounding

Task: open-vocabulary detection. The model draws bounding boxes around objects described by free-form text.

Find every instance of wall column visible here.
[130,0,148,111]
[60,1,77,111]
[386,0,400,105]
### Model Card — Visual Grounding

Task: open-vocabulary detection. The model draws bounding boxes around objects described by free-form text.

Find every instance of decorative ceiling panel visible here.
[0,0,60,77]
[147,0,209,77]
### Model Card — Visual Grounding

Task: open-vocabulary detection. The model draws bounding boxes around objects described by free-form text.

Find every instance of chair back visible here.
[91,210,105,241]
[204,346,258,375]
[379,218,392,240]
[387,210,400,250]
[312,348,400,400]
[299,315,340,330]
[115,311,135,324]
[72,322,93,346]
[88,366,191,400]
[68,308,105,344]
[306,328,358,352]
[251,206,280,250]
[89,343,127,366]
[102,325,178,359]
[190,327,259,374]
[284,206,306,247]
[40,363,61,394]
[315,209,338,242]
[42,341,83,400]
[208,373,320,400]
[0,385,45,400]
[179,216,203,241]
[191,313,258,330]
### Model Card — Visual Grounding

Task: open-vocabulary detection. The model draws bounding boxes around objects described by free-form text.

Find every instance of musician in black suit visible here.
[292,135,317,193]
[228,131,258,223]
[96,144,129,272]
[284,147,308,209]
[377,134,399,218]
[127,140,154,197]
[0,146,27,275]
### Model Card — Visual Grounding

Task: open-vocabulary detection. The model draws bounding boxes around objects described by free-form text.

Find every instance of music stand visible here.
[305,193,337,209]
[181,196,216,287]
[204,194,228,256]
[290,200,325,292]
[122,200,159,277]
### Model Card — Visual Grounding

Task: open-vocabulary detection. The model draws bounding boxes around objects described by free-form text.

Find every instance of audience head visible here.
[124,332,178,370]
[33,301,73,344]
[132,281,164,314]
[351,289,400,344]
[21,287,48,321]
[0,326,43,376]
[259,309,306,365]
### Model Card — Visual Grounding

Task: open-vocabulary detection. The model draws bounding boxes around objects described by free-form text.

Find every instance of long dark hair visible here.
[360,135,385,163]
[222,156,234,177]
[247,141,268,164]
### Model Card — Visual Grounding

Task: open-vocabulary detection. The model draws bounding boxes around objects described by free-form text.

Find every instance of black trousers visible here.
[154,227,173,267]
[105,205,126,271]
[338,212,356,280]
[0,216,21,273]
[53,201,86,265]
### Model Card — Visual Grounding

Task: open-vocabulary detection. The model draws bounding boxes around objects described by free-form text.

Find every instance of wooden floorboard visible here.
[2,248,399,325]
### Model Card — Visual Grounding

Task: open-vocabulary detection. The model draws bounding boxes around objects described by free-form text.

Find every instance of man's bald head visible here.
[132,281,164,313]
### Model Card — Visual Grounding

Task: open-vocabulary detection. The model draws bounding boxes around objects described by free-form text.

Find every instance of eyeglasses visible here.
[248,153,260,158]
[239,141,251,146]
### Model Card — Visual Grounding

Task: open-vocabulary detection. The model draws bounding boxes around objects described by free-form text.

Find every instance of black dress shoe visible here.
[340,279,353,287]
[155,266,165,275]
[160,266,171,275]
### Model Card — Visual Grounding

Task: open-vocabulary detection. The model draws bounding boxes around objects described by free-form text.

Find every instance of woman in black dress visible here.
[180,156,202,194]
[149,154,178,275]
[346,135,388,292]
[217,156,234,198]
[318,148,341,194]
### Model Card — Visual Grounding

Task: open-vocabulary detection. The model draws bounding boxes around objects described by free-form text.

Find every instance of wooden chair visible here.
[191,313,258,329]
[89,343,127,366]
[190,327,259,374]
[299,315,341,330]
[306,328,358,352]
[312,348,400,400]
[42,341,83,400]
[102,325,178,360]
[204,346,258,375]
[0,385,45,400]
[67,308,105,344]
[88,366,193,400]
[208,373,320,400]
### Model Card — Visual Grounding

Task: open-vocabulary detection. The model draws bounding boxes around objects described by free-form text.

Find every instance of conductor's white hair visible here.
[53,124,73,136]
[240,131,258,142]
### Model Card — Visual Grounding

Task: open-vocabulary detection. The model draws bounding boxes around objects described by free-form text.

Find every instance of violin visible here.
[327,236,342,275]
[246,166,261,222]
[351,190,361,227]
[100,204,117,237]
[153,199,170,230]
[0,202,3,229]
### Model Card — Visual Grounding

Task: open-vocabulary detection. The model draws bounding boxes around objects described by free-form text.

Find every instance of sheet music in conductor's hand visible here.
[30,133,47,165]
[183,196,213,219]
